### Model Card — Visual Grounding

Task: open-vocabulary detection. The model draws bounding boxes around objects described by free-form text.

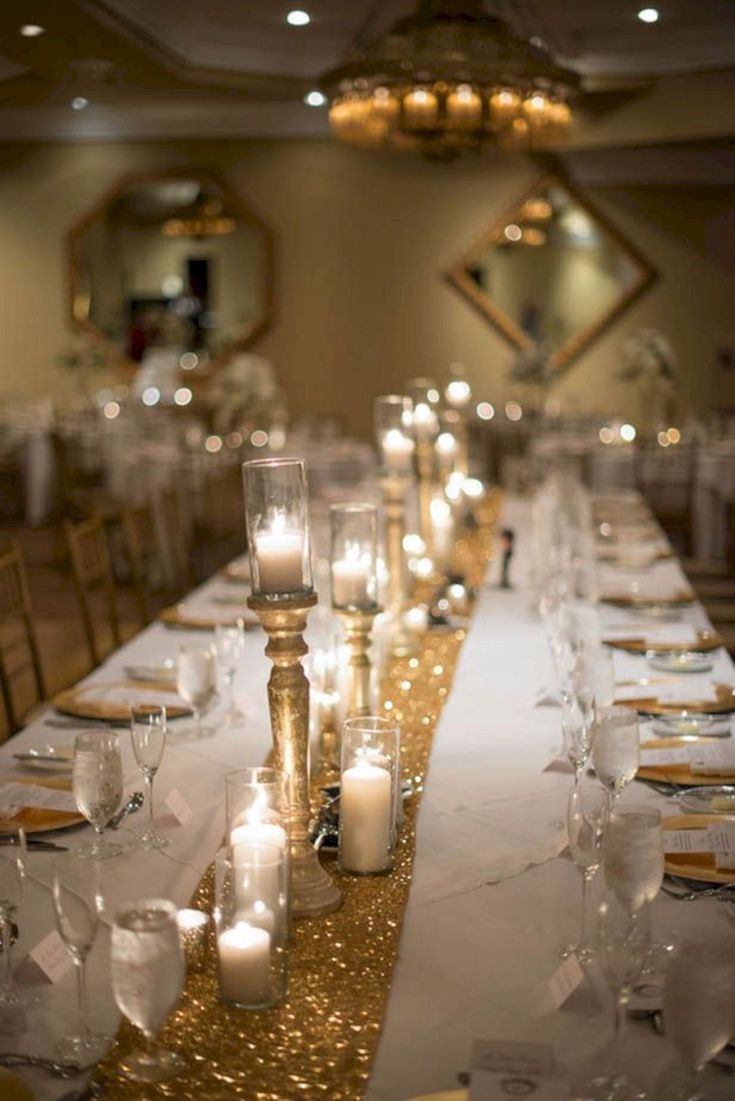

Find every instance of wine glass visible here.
[176,644,216,740]
[72,731,123,859]
[0,826,28,1007]
[584,894,652,1100]
[591,706,640,810]
[111,898,186,1082]
[603,805,663,914]
[564,782,607,963]
[52,854,109,1062]
[130,704,168,850]
[214,622,245,726]
[660,935,735,1100]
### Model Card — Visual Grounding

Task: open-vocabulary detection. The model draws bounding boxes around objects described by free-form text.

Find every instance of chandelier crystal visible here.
[320,0,580,161]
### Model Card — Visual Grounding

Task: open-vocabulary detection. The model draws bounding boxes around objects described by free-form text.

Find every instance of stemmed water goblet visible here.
[214,622,245,726]
[130,704,168,850]
[659,935,735,1100]
[176,644,217,740]
[111,898,186,1082]
[603,805,664,916]
[563,782,607,964]
[591,706,640,811]
[0,826,30,1007]
[72,731,124,859]
[52,854,110,1062]
[582,894,652,1101]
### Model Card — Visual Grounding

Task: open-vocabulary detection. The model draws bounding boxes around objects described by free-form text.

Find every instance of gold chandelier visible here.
[320,0,580,162]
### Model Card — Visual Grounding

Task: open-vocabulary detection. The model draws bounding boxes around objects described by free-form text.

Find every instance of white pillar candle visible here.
[229,824,287,912]
[412,402,438,440]
[340,760,393,873]
[217,921,272,1005]
[381,429,415,472]
[234,900,276,937]
[255,530,304,593]
[230,821,287,852]
[332,554,372,607]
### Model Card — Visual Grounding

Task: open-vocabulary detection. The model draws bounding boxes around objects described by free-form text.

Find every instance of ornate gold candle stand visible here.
[337,604,382,718]
[380,471,415,657]
[248,591,341,917]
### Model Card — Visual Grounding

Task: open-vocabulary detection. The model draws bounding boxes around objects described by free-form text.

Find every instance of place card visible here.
[165,788,193,826]
[548,954,585,1009]
[28,929,74,984]
[469,1040,568,1101]
[543,758,574,775]
[711,821,735,869]
[664,829,716,854]
[614,684,662,703]
[0,781,77,814]
[656,683,718,705]
[691,744,735,776]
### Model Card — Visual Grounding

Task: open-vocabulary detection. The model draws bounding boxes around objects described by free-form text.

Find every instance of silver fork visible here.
[0,1053,84,1077]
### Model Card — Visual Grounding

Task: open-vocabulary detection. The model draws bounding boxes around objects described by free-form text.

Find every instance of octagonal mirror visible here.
[446,174,657,373]
[68,169,272,370]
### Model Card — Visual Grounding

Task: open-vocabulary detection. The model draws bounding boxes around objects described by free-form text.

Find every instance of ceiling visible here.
[0,0,733,146]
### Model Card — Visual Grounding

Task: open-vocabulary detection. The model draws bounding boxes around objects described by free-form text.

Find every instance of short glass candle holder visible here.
[339,717,399,877]
[242,458,313,599]
[213,844,288,1010]
[176,908,210,975]
[330,504,379,613]
[375,395,415,475]
[225,767,289,859]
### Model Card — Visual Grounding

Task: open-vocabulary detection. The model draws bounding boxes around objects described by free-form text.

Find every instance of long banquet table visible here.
[2,495,735,1100]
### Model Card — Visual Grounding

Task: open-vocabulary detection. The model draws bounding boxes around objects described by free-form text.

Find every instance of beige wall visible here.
[0,139,733,438]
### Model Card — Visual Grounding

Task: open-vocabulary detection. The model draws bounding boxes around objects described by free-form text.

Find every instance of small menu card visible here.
[469,1041,568,1101]
[28,929,74,983]
[691,743,735,776]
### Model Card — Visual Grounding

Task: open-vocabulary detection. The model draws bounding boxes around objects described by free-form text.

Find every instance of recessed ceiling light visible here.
[304,89,326,107]
[70,96,89,110]
[286,9,310,26]
[637,7,660,22]
[19,23,45,37]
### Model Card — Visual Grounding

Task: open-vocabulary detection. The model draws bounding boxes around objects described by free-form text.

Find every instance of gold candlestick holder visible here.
[248,592,341,917]
[416,438,436,561]
[380,471,415,657]
[338,605,382,718]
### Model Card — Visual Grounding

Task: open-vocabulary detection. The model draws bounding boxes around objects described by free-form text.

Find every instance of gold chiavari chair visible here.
[157,484,193,597]
[64,516,121,669]
[0,541,46,738]
[121,500,165,626]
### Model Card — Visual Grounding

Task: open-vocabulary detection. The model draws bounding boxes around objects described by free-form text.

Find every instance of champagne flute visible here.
[214,622,245,726]
[603,805,663,914]
[562,690,595,786]
[176,644,216,740]
[661,935,735,1101]
[73,731,123,859]
[111,899,186,1082]
[584,894,652,1100]
[130,704,168,850]
[563,782,607,963]
[0,826,28,1007]
[591,706,639,810]
[52,854,109,1062]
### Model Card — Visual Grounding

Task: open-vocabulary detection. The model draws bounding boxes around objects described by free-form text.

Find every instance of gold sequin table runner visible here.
[94,505,497,1101]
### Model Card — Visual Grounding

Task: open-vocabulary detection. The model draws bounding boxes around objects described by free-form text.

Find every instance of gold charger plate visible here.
[597,547,673,563]
[638,736,735,787]
[601,589,694,609]
[604,630,723,655]
[53,680,192,722]
[615,682,735,716]
[404,1092,467,1101]
[663,813,735,885]
[158,604,258,631]
[0,774,84,835]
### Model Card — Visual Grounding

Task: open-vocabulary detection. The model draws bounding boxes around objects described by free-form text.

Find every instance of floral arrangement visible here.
[207,353,283,433]
[57,334,111,374]
[618,328,676,388]
[509,342,555,391]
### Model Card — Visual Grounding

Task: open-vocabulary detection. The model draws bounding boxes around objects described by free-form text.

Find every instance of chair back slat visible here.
[0,541,46,736]
[64,517,121,668]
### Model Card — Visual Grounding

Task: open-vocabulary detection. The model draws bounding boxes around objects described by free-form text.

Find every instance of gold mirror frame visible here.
[445,171,658,375]
[67,167,274,371]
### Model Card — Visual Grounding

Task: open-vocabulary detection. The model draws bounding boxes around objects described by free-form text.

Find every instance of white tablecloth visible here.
[1,500,733,1100]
